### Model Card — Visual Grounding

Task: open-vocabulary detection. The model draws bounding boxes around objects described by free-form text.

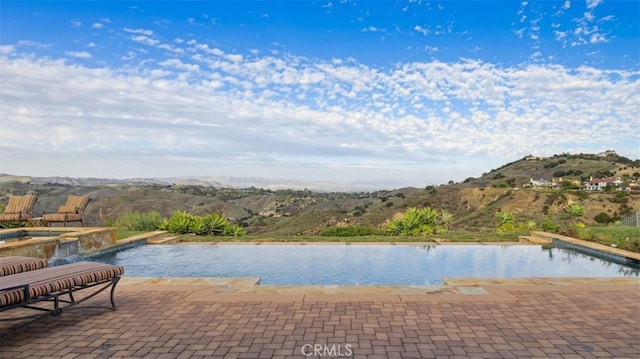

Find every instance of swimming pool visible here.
[88,244,639,285]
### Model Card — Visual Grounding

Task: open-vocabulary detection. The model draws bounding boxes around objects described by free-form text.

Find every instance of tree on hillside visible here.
[494,211,515,232]
[563,203,585,237]
[564,203,585,226]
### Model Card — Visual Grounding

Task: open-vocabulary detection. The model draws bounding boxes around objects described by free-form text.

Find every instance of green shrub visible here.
[221,222,246,236]
[386,207,452,236]
[115,210,165,231]
[594,212,612,224]
[320,225,384,237]
[494,211,515,233]
[541,219,561,233]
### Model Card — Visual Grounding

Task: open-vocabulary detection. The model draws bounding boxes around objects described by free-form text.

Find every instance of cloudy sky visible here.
[1,1,638,189]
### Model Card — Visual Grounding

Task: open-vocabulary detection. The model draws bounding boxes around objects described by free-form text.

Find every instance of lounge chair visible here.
[0,261,124,318]
[0,194,37,227]
[0,256,49,276]
[42,195,91,227]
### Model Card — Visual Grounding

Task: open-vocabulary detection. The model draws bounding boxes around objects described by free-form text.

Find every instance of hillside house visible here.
[528,178,552,187]
[551,177,581,188]
[624,180,640,192]
[583,177,623,191]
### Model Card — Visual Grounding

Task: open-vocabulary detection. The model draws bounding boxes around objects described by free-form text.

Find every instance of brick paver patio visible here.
[1,282,639,358]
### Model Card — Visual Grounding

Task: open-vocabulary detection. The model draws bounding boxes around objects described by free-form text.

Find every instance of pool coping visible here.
[117,276,640,299]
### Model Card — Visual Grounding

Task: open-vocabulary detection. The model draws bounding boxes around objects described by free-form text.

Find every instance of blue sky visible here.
[1,1,638,189]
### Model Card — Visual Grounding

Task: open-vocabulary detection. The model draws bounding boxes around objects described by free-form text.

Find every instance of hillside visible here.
[1,152,639,235]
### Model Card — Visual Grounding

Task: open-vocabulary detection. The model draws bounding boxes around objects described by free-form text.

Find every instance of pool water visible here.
[89,244,639,285]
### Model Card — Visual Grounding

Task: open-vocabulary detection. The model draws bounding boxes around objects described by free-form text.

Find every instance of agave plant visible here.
[189,216,207,235]
[564,203,585,226]
[438,209,453,230]
[418,207,439,225]
[386,206,452,236]
[494,211,515,233]
[202,213,227,235]
[167,211,194,234]
[386,218,404,236]
[221,223,246,237]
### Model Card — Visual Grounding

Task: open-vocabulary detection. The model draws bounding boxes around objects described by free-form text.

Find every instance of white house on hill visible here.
[583,177,623,191]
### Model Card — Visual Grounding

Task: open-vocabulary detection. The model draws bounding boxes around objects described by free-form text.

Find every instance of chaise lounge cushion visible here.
[0,256,49,277]
[58,205,79,214]
[62,196,89,214]
[0,194,37,222]
[42,195,90,224]
[41,213,83,222]
[0,262,124,307]
[3,195,37,215]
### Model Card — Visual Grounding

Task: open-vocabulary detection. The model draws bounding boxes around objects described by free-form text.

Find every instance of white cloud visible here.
[424,46,439,53]
[1,38,638,186]
[65,51,92,58]
[131,36,160,46]
[0,45,14,54]
[124,28,154,36]
[413,25,429,36]
[362,26,384,32]
[586,0,602,10]
[92,22,104,29]
[71,20,82,28]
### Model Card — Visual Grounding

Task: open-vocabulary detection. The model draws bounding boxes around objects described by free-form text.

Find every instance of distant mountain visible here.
[1,151,638,191]
[0,174,382,192]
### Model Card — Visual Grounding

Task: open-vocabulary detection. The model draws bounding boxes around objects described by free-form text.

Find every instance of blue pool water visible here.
[89,244,639,285]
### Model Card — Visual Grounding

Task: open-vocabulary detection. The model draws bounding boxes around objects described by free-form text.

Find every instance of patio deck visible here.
[1,278,638,358]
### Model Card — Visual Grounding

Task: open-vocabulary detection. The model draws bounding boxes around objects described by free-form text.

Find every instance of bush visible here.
[594,212,612,224]
[541,219,561,233]
[386,207,452,236]
[115,210,165,231]
[320,225,384,237]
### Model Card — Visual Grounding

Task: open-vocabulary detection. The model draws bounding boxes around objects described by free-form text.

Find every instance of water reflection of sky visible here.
[91,245,639,285]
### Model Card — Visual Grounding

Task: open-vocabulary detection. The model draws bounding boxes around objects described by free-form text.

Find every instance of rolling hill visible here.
[1,151,638,235]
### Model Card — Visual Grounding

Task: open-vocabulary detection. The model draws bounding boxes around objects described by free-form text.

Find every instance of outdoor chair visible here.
[42,195,91,227]
[0,194,37,226]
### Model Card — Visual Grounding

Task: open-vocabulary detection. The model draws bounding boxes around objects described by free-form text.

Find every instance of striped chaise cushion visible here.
[42,195,90,223]
[55,195,90,214]
[0,213,31,221]
[0,256,49,276]
[0,262,124,307]
[42,213,83,222]
[0,194,37,221]
[3,195,37,215]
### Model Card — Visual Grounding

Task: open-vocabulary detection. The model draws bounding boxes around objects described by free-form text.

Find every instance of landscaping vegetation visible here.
[168,231,525,243]
[111,210,245,237]
[579,226,640,252]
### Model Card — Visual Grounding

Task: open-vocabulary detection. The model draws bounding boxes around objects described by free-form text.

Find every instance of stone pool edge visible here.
[116,276,640,301]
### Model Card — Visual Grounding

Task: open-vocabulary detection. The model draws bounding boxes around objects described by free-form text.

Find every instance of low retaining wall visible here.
[0,227,117,260]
